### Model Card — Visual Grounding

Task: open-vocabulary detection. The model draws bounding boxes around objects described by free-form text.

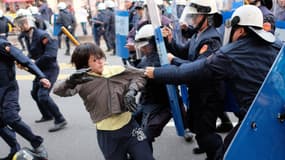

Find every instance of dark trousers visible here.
[80,22,87,35]
[1,81,43,149]
[31,79,65,124]
[189,108,224,160]
[0,127,20,154]
[97,118,154,160]
[57,28,74,54]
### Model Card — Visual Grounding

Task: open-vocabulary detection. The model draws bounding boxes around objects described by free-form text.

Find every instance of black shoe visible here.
[193,147,206,154]
[35,117,53,123]
[33,144,48,159]
[216,122,233,133]
[48,120,67,132]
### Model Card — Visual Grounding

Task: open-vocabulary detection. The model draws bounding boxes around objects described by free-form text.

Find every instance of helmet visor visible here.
[184,14,199,26]
[134,41,149,59]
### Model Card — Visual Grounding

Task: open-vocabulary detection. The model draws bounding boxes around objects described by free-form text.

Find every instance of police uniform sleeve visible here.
[9,45,46,79]
[153,58,211,84]
[35,32,58,68]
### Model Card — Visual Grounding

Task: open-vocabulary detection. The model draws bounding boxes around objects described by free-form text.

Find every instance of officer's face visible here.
[185,14,202,28]
[16,19,30,32]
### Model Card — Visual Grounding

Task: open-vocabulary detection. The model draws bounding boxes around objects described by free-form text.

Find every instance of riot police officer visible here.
[160,0,225,159]
[56,2,76,55]
[0,38,49,160]
[145,5,282,157]
[14,11,67,132]
[133,24,172,152]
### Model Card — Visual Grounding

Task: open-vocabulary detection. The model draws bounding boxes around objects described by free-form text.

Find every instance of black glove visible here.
[124,89,137,112]
[66,68,93,89]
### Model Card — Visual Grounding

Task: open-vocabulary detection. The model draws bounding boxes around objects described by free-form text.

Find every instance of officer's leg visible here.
[2,91,43,149]
[0,126,21,156]
[103,31,111,51]
[31,80,53,122]
[65,36,70,55]
[37,81,66,132]
[195,111,224,160]
[57,31,63,49]
[216,112,233,133]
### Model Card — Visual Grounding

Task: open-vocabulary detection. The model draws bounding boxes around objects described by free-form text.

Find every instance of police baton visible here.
[61,26,80,46]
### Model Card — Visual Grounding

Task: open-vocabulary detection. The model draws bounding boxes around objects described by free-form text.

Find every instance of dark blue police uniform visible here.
[23,28,66,127]
[153,35,283,154]
[0,39,46,155]
[135,53,172,151]
[165,26,225,159]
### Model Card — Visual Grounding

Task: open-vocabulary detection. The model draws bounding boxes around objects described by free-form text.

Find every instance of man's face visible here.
[124,1,132,9]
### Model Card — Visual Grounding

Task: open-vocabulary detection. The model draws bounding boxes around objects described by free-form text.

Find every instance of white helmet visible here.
[0,10,3,18]
[58,2,67,10]
[29,6,40,15]
[14,9,35,29]
[105,0,115,8]
[16,9,32,17]
[134,24,155,59]
[97,2,106,10]
[183,0,219,15]
[180,0,222,29]
[223,5,275,44]
[135,24,154,42]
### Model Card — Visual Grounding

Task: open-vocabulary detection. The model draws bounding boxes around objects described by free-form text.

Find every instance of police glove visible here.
[124,89,137,112]
[66,68,93,89]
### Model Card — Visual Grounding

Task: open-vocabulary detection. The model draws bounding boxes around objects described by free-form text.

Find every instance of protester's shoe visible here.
[193,147,206,154]
[34,144,48,160]
[35,117,53,123]
[216,122,233,133]
[184,129,194,142]
[48,120,67,132]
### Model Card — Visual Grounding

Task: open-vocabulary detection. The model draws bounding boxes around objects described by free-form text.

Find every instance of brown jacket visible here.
[53,66,146,123]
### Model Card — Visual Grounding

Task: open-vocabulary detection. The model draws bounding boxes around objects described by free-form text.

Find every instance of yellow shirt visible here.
[96,112,132,131]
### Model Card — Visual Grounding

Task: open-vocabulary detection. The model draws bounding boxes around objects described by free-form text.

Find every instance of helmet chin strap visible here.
[193,15,206,33]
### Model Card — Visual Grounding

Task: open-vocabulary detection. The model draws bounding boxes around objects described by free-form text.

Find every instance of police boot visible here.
[48,120,67,132]
[33,144,48,160]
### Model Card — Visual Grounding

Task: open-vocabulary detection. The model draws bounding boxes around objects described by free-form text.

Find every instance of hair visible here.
[71,43,106,70]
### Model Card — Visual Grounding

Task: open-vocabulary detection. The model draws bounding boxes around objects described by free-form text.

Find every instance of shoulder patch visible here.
[42,37,49,45]
[199,44,208,55]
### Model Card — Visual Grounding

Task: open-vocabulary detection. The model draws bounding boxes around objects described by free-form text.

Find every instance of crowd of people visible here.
[0,0,284,160]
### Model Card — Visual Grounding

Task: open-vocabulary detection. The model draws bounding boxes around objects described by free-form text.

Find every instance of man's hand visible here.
[167,53,175,63]
[66,68,93,89]
[125,42,135,52]
[124,89,137,112]
[40,78,51,89]
[144,67,155,79]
